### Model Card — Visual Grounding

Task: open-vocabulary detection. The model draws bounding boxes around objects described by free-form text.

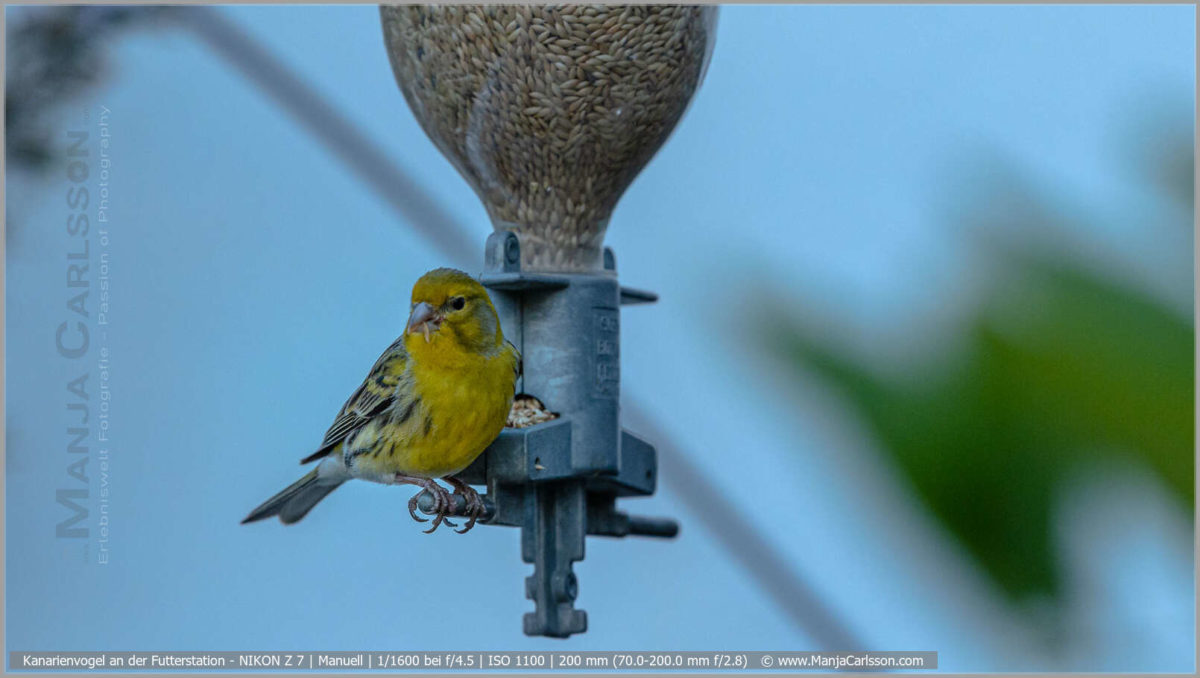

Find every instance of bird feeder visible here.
[381,4,717,638]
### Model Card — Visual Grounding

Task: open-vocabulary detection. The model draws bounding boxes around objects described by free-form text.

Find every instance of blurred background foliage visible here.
[762,119,1193,605]
[5,6,159,172]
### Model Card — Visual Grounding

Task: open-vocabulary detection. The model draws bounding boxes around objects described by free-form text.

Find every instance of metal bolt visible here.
[552,571,579,602]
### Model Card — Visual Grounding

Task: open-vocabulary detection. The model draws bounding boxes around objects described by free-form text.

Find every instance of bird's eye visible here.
[450,296,466,311]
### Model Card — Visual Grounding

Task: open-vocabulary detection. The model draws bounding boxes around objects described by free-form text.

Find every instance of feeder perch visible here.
[382,4,716,638]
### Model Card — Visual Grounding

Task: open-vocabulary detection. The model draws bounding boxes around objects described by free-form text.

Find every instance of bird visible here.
[241,267,520,533]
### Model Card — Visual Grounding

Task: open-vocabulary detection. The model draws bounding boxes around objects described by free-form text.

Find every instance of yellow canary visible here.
[242,268,520,533]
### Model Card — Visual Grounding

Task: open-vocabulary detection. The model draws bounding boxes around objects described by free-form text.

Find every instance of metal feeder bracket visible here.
[416,230,679,638]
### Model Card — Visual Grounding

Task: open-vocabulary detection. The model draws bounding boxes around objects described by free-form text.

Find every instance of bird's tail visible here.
[242,469,344,525]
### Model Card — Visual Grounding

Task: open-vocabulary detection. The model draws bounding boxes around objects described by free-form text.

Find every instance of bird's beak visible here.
[406,302,442,343]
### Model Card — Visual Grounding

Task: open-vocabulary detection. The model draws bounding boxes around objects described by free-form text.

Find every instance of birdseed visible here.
[506,393,560,428]
[381,4,716,271]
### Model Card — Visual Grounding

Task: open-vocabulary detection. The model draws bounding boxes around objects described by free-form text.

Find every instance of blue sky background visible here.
[5,4,1194,672]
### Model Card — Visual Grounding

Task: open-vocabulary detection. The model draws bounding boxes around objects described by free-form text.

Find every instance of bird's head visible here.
[405,268,503,359]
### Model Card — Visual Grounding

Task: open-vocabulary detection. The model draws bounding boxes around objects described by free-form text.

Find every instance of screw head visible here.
[552,571,578,602]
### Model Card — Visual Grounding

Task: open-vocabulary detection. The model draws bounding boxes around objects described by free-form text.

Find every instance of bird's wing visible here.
[300,336,408,464]
[506,339,522,380]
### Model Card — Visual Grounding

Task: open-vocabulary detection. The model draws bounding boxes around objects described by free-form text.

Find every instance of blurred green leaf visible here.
[765,133,1193,602]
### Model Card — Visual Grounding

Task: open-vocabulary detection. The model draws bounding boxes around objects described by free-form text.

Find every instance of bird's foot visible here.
[445,476,485,533]
[395,474,457,533]
[406,492,428,523]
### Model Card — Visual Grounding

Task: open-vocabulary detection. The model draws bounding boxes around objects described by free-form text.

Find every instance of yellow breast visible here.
[352,345,517,480]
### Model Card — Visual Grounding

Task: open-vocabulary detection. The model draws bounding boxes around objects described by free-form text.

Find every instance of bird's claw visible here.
[423,514,457,534]
[423,481,458,533]
[406,494,429,523]
[396,475,458,533]
[446,477,485,534]
[394,475,485,534]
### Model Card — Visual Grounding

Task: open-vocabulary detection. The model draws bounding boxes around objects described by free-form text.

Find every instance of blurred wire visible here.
[624,402,863,649]
[171,5,864,650]
[176,6,477,266]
